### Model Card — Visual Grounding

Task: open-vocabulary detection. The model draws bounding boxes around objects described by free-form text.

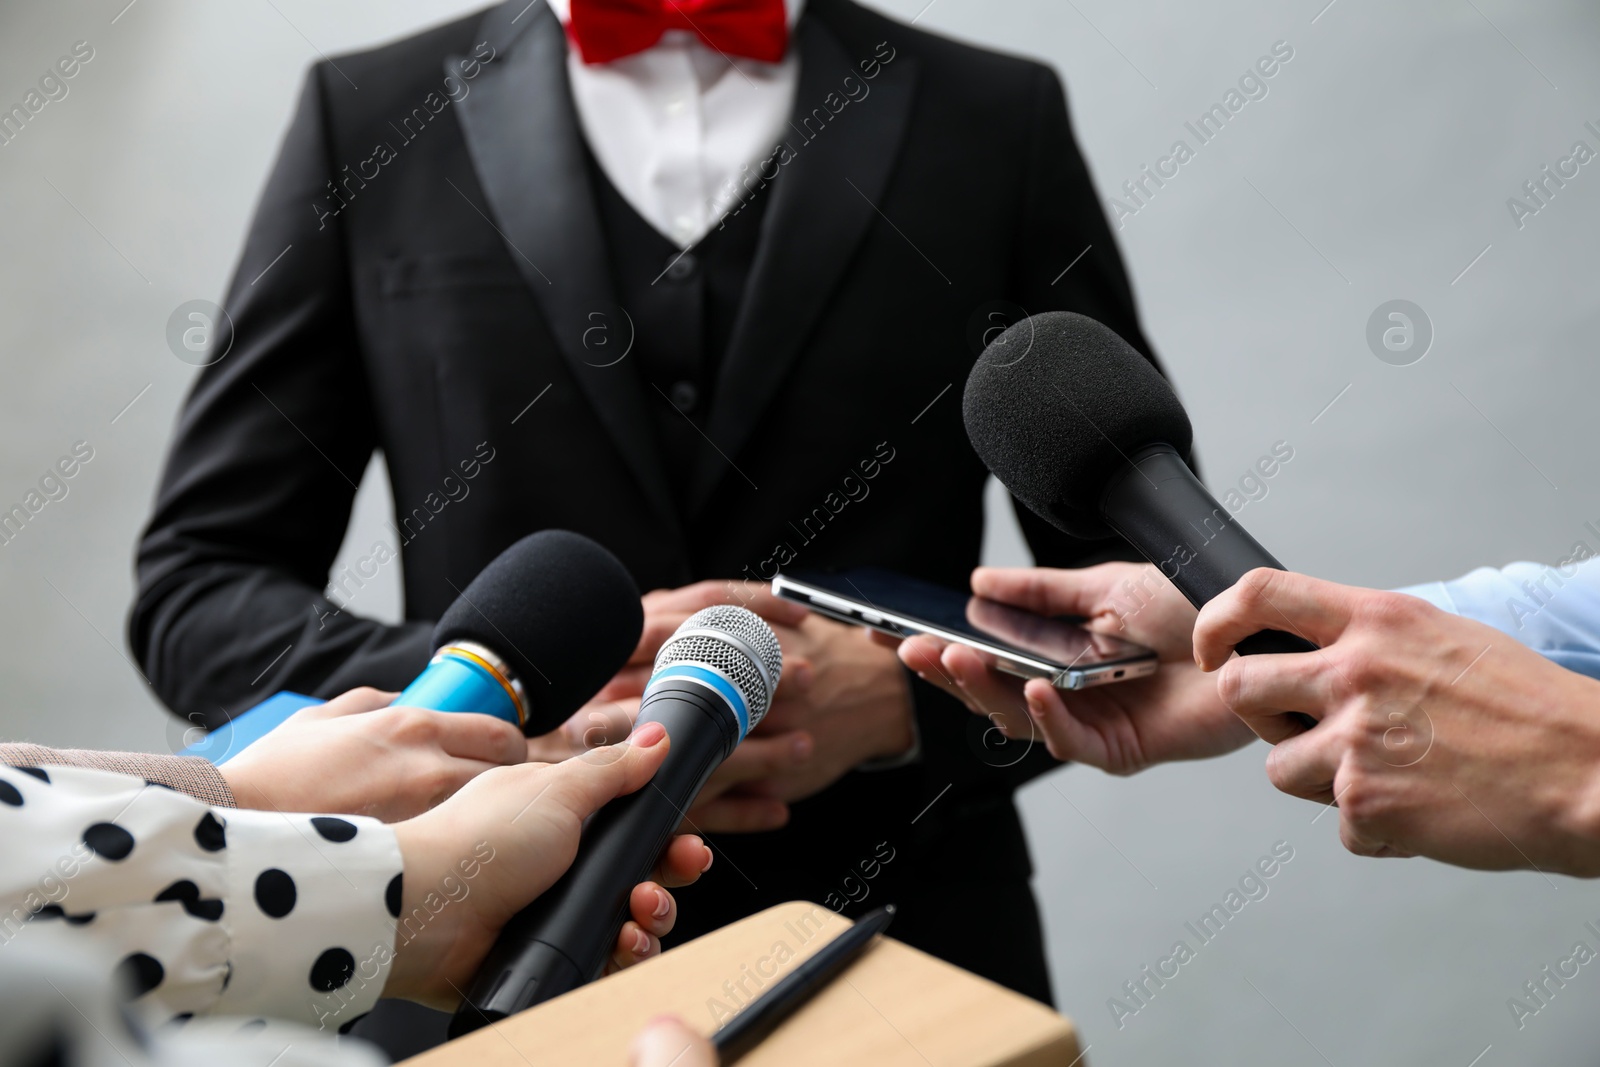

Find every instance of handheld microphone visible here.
[394,529,644,734]
[449,604,783,1035]
[183,530,643,763]
[963,311,1315,657]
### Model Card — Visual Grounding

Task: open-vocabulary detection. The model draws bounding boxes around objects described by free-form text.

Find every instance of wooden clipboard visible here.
[405,901,1082,1067]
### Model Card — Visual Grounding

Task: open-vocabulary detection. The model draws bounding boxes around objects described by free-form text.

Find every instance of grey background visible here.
[2,0,1598,1063]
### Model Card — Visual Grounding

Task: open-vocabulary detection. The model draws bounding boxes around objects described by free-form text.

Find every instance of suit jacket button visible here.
[668,381,699,412]
[664,251,698,281]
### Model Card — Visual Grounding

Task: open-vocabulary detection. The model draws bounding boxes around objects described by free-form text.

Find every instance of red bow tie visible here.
[566,0,790,65]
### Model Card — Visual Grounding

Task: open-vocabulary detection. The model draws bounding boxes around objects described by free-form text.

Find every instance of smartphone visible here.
[771,567,1158,690]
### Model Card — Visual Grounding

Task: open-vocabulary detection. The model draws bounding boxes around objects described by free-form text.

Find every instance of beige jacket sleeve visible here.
[0,743,236,807]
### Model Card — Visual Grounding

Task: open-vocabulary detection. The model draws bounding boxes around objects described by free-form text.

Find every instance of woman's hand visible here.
[218,688,529,821]
[384,722,714,1008]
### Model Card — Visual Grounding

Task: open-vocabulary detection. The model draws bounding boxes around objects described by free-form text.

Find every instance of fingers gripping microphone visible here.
[449,605,783,1035]
[963,311,1315,657]
[395,530,644,734]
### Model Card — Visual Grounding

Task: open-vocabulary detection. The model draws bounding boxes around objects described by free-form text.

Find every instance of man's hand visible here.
[572,580,915,833]
[1194,568,1600,876]
[696,613,914,822]
[529,580,817,828]
[386,721,714,1008]
[887,563,1255,773]
[219,688,528,821]
[604,580,812,699]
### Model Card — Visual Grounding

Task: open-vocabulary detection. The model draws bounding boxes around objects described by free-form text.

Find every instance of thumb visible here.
[310,686,398,718]
[544,722,672,819]
[630,1016,717,1067]
[972,564,1131,618]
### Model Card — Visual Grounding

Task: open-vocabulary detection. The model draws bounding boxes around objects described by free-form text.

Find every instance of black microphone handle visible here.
[449,680,739,1036]
[1100,443,1317,658]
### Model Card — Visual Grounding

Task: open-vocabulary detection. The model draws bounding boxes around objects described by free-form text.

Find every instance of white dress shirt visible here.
[546,0,805,248]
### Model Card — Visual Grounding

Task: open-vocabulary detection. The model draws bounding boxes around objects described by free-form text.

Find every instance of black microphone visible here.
[394,530,644,734]
[449,604,784,1035]
[963,311,1315,658]
[194,531,643,761]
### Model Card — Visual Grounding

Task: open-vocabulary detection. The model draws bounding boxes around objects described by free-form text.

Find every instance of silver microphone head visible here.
[651,605,783,731]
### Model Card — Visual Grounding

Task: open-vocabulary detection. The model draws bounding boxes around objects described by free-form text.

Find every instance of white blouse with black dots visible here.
[0,762,403,1034]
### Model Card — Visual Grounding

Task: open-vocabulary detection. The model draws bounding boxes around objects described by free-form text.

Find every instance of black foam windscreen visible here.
[434,530,643,734]
[962,311,1193,539]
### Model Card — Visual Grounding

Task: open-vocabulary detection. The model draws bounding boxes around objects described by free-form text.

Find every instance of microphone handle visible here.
[1100,443,1317,658]
[449,680,738,1036]
[394,644,527,731]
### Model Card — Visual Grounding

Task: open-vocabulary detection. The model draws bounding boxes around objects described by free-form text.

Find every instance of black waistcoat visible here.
[586,156,773,507]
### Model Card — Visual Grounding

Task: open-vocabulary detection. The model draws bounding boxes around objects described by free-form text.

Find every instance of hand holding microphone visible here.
[962,311,1314,656]
[203,531,645,820]
[451,605,784,1034]
[890,310,1318,765]
[578,580,916,834]
[1190,567,1600,875]
[217,686,531,821]
[379,722,715,1008]
[919,309,1600,877]
[534,580,815,830]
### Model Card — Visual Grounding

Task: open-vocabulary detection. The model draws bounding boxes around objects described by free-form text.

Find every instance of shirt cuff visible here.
[214,809,402,1033]
[1395,560,1600,683]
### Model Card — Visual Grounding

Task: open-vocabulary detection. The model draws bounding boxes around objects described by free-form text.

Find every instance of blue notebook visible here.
[180,691,322,765]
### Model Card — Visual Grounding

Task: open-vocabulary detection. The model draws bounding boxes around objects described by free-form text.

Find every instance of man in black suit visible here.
[131,0,1180,1042]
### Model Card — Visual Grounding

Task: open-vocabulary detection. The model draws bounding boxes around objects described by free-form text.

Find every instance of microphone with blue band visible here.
[182,530,644,763]
[393,641,529,729]
[450,604,783,1034]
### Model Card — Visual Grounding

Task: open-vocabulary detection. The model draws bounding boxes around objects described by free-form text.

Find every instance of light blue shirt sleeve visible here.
[1397,556,1600,681]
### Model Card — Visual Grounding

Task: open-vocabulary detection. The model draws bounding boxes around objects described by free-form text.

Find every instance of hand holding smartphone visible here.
[771,567,1157,690]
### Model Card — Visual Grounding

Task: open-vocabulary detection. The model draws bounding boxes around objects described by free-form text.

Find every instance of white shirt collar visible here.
[548,0,805,248]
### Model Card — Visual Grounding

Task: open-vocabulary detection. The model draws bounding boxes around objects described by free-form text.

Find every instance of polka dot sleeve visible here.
[0,763,402,1034]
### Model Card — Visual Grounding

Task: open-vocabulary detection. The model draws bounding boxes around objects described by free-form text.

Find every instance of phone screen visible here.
[780,567,1152,672]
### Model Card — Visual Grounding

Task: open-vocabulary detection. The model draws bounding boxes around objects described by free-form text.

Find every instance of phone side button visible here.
[859,611,883,625]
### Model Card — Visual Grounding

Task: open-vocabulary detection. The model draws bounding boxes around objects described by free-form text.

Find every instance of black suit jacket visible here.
[131,0,1164,1004]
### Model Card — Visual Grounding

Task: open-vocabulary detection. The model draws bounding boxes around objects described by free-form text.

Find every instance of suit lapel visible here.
[451,1,680,530]
[686,9,920,515]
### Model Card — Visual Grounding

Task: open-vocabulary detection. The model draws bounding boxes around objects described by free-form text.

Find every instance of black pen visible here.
[713,904,897,1064]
